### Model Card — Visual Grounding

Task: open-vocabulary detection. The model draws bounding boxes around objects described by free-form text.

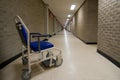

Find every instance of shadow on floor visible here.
[31,63,55,78]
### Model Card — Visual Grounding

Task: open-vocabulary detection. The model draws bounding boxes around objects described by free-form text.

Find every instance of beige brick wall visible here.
[0,0,46,63]
[98,0,120,62]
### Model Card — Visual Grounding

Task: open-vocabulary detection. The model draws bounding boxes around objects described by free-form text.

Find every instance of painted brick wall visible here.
[0,0,46,63]
[98,0,120,63]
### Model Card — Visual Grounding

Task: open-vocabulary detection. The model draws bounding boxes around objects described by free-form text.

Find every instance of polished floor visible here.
[0,30,120,80]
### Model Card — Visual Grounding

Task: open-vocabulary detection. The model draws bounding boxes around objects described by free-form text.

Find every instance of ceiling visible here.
[42,0,84,26]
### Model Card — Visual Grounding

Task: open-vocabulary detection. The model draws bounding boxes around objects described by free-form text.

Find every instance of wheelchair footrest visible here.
[42,59,56,67]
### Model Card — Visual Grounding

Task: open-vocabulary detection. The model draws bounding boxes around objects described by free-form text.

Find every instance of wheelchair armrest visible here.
[30,33,51,38]
[30,33,51,52]
[30,33,41,35]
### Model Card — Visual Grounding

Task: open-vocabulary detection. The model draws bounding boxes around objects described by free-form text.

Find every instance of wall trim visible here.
[0,50,27,70]
[86,42,97,44]
[73,34,97,44]
[97,49,120,68]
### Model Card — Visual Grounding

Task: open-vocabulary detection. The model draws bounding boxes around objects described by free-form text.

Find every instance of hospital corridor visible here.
[0,0,120,80]
[0,30,119,80]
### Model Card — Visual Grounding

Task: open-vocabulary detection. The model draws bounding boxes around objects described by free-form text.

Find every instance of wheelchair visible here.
[15,15,63,80]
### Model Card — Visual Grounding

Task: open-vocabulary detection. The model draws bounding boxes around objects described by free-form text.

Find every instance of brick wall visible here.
[98,0,120,63]
[0,0,46,63]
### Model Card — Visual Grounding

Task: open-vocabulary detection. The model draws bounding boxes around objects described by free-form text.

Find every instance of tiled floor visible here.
[0,30,120,80]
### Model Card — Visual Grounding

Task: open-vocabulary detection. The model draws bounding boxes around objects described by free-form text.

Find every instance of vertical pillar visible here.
[45,4,49,34]
[53,17,56,34]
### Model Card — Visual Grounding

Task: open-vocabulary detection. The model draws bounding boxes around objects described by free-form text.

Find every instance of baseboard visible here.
[53,33,56,35]
[97,49,120,68]
[73,34,97,44]
[79,38,97,44]
[0,50,27,70]
[85,42,97,44]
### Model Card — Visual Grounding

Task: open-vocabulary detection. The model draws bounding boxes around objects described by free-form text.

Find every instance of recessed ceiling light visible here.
[67,19,69,20]
[68,15,71,17]
[70,5,76,10]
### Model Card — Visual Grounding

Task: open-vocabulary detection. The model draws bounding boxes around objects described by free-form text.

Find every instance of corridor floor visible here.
[0,30,120,80]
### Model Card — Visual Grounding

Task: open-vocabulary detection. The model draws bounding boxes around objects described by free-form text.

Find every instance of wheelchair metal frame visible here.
[15,15,62,80]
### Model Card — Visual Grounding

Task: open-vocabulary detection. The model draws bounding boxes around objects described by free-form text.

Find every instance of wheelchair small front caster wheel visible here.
[55,57,63,67]
[22,57,28,65]
[22,69,31,80]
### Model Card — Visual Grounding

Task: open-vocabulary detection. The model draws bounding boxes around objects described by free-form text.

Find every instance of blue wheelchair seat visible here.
[16,22,54,52]
[30,41,54,52]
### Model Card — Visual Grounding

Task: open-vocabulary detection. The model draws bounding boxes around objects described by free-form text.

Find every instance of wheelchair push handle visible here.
[15,15,22,23]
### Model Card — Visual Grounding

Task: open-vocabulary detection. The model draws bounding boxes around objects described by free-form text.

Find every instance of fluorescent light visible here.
[67,19,69,20]
[68,15,71,17]
[70,5,76,10]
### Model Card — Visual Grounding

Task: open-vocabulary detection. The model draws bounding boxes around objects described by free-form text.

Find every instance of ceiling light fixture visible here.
[70,5,76,10]
[67,19,69,20]
[68,15,71,17]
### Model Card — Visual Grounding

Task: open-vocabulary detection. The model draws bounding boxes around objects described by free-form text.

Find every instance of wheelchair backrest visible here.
[16,22,28,46]
[15,16,29,47]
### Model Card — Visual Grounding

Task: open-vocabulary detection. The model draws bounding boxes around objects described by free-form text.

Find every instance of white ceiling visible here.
[43,0,84,26]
